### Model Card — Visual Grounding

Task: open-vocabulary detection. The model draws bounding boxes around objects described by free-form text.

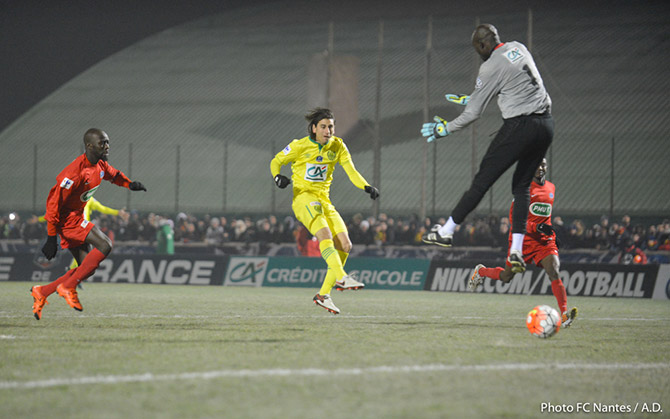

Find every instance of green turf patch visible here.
[2,283,669,418]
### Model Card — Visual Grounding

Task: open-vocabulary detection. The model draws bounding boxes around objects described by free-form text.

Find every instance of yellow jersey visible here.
[270,135,369,197]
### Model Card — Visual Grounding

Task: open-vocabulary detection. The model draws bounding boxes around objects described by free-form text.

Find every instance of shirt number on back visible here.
[523,64,538,87]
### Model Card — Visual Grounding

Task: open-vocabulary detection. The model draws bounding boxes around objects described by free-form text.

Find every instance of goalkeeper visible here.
[270,108,379,315]
[420,24,554,274]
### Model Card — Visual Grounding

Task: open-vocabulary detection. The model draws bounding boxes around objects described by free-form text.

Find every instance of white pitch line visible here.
[0,312,668,322]
[1,362,668,390]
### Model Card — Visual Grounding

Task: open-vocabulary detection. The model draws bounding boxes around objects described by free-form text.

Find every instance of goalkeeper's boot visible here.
[56,284,83,312]
[335,275,364,291]
[31,286,49,320]
[507,250,526,273]
[561,307,578,328]
[313,294,340,315]
[422,225,453,247]
[468,264,485,291]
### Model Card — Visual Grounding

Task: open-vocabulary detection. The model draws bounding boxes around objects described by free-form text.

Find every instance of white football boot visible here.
[313,293,340,314]
[334,275,365,291]
[468,264,485,291]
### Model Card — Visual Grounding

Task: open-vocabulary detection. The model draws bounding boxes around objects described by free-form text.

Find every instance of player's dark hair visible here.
[305,108,334,139]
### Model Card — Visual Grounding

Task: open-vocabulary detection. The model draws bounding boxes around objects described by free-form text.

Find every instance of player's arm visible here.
[88,197,120,216]
[340,159,379,200]
[447,65,501,133]
[42,176,76,259]
[103,162,146,191]
[526,220,539,234]
[270,141,297,188]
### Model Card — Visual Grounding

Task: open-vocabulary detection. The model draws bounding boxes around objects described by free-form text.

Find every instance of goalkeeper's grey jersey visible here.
[449,41,551,133]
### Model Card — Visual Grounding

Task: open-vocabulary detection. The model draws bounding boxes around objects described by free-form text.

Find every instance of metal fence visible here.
[0,3,668,219]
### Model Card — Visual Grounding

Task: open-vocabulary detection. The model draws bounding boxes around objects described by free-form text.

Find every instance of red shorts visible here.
[507,237,559,267]
[57,213,94,249]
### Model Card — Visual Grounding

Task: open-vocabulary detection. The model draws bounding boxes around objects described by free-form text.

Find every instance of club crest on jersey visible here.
[529,202,552,217]
[80,185,100,202]
[305,163,328,182]
[505,47,524,63]
[60,177,74,189]
[309,201,323,215]
[326,151,336,160]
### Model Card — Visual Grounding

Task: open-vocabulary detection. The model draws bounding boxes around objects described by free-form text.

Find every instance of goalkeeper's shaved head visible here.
[305,108,334,139]
[472,24,501,61]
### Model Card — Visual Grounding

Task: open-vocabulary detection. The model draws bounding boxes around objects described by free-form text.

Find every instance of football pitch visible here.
[1,282,669,418]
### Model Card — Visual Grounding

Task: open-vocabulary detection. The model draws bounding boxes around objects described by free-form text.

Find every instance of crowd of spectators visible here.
[2,210,670,255]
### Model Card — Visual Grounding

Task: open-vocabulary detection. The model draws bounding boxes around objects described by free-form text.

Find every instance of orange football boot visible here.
[56,284,83,311]
[31,286,49,320]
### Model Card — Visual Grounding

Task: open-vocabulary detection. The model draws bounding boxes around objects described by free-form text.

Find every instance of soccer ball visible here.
[526,305,562,338]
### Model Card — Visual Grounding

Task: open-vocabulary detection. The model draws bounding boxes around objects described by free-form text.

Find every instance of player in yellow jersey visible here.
[270,108,379,314]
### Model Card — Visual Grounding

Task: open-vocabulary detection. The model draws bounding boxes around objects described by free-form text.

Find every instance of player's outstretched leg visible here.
[562,307,578,328]
[313,293,340,315]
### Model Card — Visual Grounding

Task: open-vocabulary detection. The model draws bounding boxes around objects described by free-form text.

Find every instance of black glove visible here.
[41,235,58,260]
[274,175,290,189]
[536,223,554,236]
[364,185,379,200]
[129,181,147,191]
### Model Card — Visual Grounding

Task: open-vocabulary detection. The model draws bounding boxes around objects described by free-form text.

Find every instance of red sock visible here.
[480,266,504,280]
[63,248,106,289]
[551,279,568,314]
[41,269,76,297]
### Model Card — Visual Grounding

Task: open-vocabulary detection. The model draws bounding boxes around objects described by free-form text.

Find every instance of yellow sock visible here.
[318,240,346,295]
[319,250,350,295]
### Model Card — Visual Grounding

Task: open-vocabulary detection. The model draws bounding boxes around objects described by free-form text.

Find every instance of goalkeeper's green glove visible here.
[445,93,470,106]
[421,116,449,143]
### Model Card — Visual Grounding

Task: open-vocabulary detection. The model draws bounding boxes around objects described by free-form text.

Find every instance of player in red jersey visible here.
[468,158,577,327]
[30,128,146,320]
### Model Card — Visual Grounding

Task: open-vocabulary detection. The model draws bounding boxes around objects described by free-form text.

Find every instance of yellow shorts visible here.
[292,192,347,236]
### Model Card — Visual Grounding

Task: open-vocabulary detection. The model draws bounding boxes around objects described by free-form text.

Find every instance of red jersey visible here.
[45,154,130,235]
[509,180,555,245]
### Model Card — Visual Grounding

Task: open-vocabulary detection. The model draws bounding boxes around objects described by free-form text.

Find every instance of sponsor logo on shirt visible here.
[529,202,552,217]
[100,171,104,178]
[282,145,291,155]
[80,219,90,228]
[316,156,323,162]
[80,185,100,202]
[505,47,524,63]
[304,163,328,182]
[60,178,74,189]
